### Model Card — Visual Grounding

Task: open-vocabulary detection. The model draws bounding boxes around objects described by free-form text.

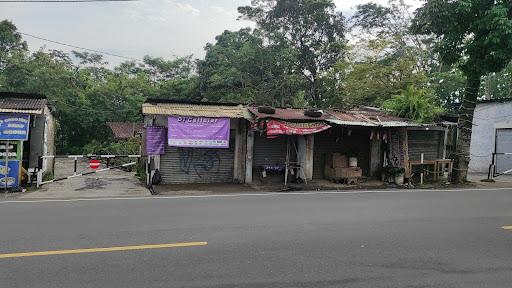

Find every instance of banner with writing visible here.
[145,126,166,155]
[168,116,230,148]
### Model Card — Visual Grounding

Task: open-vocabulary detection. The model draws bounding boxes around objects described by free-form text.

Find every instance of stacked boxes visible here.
[325,153,362,180]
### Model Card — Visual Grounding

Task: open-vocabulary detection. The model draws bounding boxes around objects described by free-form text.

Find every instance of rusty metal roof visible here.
[142,100,431,127]
[107,122,144,139]
[142,102,251,119]
[248,106,421,127]
[327,108,422,127]
[0,93,48,115]
[248,106,328,121]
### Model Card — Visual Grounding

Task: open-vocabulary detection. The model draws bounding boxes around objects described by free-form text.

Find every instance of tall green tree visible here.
[334,41,428,108]
[0,20,27,69]
[413,0,512,182]
[351,0,434,70]
[337,0,431,108]
[238,0,346,106]
[0,20,206,153]
[199,28,302,106]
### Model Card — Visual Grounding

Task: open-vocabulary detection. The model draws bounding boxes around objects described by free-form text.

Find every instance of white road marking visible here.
[1,187,512,204]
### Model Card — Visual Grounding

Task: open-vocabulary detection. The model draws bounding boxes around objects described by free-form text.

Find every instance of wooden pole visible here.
[244,130,254,184]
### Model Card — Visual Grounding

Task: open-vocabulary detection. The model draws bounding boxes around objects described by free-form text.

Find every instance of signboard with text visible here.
[146,126,166,155]
[0,114,30,141]
[0,160,20,188]
[168,116,230,148]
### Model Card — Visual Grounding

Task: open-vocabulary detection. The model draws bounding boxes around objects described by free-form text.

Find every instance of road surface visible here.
[1,188,512,287]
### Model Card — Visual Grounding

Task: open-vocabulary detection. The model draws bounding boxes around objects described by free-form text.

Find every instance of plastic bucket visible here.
[348,157,358,167]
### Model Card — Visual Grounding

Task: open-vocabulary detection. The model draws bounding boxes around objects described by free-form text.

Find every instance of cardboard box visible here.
[331,153,348,168]
[332,167,362,179]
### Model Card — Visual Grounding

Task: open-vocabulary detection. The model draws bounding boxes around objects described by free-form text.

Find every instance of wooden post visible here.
[305,134,314,180]
[370,133,382,177]
[285,136,290,185]
[404,128,410,178]
[233,119,242,182]
[442,127,449,160]
[245,129,254,184]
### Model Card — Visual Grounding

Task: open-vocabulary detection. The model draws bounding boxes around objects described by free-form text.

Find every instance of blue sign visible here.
[0,160,20,188]
[0,114,30,140]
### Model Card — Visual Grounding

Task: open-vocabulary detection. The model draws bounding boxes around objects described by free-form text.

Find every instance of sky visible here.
[0,0,422,65]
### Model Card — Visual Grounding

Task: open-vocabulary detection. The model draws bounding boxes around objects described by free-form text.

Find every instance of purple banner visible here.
[168,116,230,148]
[145,126,166,155]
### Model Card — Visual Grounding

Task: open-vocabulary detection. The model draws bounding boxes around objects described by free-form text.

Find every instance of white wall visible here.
[469,101,512,173]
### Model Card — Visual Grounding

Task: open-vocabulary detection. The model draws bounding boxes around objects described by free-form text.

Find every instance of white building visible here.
[469,99,512,174]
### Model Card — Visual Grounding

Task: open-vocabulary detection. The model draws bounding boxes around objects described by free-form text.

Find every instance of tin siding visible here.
[253,134,287,167]
[407,130,443,161]
[159,133,235,184]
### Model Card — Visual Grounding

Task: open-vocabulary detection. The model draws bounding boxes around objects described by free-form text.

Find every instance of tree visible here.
[334,41,428,108]
[412,0,512,182]
[351,0,437,72]
[480,63,512,100]
[199,28,303,106]
[335,0,431,108]
[142,55,195,82]
[0,20,27,69]
[238,0,346,106]
[0,20,201,153]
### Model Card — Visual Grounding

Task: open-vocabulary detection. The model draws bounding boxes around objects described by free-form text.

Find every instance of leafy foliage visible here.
[413,0,512,77]
[2,0,512,164]
[83,137,141,156]
[0,20,27,69]
[238,0,346,106]
[383,85,444,123]
[412,0,512,182]
[0,20,197,153]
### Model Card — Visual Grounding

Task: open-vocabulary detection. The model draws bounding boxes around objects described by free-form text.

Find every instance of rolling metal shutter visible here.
[159,133,235,184]
[496,129,512,174]
[253,134,287,168]
[407,130,443,161]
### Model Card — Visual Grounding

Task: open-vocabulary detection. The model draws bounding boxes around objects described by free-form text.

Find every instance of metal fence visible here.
[488,152,512,180]
[36,154,142,187]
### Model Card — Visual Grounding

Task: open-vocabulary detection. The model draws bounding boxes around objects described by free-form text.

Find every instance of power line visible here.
[20,32,144,62]
[0,0,136,2]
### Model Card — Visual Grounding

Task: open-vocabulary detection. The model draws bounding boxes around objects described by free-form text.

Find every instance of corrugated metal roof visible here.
[0,108,43,114]
[142,102,432,127]
[107,122,144,139]
[327,108,422,127]
[0,97,47,114]
[248,107,328,121]
[142,103,252,119]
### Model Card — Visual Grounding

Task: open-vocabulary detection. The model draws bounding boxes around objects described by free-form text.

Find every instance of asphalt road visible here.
[1,188,512,288]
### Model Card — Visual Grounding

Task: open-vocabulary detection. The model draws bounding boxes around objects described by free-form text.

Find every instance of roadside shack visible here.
[0,92,56,189]
[142,99,251,185]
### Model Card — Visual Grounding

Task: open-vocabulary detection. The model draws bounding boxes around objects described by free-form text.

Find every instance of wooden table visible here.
[408,160,437,179]
[408,159,453,181]
[435,159,453,181]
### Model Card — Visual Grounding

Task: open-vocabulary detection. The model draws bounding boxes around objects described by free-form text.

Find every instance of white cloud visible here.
[176,2,201,17]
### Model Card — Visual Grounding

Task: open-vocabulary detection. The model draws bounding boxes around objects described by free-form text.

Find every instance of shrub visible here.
[383,85,444,123]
